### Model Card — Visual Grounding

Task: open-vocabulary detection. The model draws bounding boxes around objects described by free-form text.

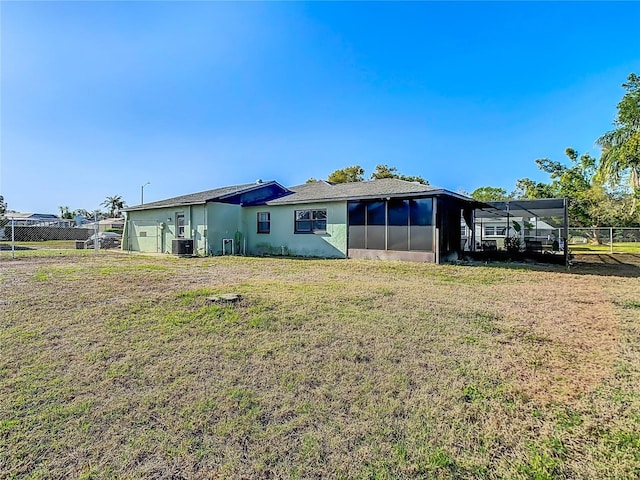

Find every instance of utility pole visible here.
[141,182,150,205]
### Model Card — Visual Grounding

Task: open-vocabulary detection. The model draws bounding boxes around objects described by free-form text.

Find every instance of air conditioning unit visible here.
[172,238,194,255]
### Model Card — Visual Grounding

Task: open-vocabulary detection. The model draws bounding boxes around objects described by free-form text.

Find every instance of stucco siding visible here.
[189,205,207,255]
[242,202,347,258]
[124,205,203,254]
[124,207,173,253]
[206,203,242,255]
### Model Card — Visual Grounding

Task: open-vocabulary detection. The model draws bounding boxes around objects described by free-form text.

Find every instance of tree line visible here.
[308,164,428,185]
[58,195,127,220]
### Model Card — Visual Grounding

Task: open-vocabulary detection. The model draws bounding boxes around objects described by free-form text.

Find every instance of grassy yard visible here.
[569,242,640,254]
[0,240,81,250]
[1,252,640,479]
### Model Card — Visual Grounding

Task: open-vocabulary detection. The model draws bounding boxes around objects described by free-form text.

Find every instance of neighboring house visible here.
[464,198,567,254]
[123,179,479,263]
[5,213,70,226]
[462,217,558,250]
[82,217,125,233]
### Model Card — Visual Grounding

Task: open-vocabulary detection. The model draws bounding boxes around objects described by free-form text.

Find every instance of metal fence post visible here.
[94,213,99,255]
[11,219,15,259]
[610,227,614,254]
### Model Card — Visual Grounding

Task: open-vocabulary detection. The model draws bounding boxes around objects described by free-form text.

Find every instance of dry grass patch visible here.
[1,252,639,478]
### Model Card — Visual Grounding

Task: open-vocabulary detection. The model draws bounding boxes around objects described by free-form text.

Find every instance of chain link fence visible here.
[2,215,640,257]
[567,227,640,254]
[0,217,122,257]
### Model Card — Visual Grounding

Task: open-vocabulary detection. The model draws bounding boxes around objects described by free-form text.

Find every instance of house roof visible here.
[124,178,474,212]
[124,181,284,211]
[267,178,471,205]
[6,212,61,220]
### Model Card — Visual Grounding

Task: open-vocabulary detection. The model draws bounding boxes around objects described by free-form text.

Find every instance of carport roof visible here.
[474,198,567,219]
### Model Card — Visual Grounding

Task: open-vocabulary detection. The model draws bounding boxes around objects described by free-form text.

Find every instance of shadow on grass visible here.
[0,244,35,251]
[459,253,640,278]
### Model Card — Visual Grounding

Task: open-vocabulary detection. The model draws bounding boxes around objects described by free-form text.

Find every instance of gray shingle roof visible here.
[267,178,452,205]
[124,182,265,211]
[125,178,472,211]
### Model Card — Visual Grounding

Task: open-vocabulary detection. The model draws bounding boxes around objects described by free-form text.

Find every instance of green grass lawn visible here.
[1,252,639,478]
[1,240,80,249]
[569,241,640,254]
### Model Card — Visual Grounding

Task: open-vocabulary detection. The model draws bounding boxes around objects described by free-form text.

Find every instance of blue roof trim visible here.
[216,182,293,206]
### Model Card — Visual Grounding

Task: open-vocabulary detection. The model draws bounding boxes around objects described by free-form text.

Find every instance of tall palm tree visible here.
[58,205,72,219]
[596,73,640,210]
[596,128,640,190]
[101,195,126,218]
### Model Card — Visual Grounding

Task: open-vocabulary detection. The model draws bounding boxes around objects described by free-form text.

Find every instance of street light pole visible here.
[141,182,150,205]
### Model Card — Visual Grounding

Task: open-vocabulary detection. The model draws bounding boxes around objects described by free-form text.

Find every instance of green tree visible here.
[58,206,73,219]
[516,148,637,238]
[74,208,93,219]
[512,178,559,199]
[596,73,640,208]
[470,186,510,201]
[323,164,427,184]
[0,195,7,232]
[327,165,365,184]
[101,195,126,218]
[370,164,429,185]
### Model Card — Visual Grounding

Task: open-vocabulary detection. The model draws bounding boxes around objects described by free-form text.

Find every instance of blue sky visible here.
[2,1,639,213]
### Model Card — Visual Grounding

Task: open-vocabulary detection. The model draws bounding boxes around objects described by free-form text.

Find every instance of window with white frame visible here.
[294,209,327,234]
[257,212,270,234]
[176,213,185,238]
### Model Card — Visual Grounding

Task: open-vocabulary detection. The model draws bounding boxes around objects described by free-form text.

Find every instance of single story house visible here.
[5,213,69,226]
[462,216,558,250]
[81,217,125,233]
[122,179,479,263]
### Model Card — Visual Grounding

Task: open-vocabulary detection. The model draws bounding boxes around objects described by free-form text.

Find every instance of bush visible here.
[504,236,522,252]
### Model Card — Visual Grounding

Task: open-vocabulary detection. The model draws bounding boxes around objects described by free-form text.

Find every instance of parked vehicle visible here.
[85,232,122,249]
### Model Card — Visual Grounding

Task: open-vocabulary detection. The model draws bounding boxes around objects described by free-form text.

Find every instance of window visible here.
[347,198,434,252]
[484,226,506,236]
[366,201,385,249]
[295,209,327,233]
[387,199,409,251]
[257,212,270,234]
[409,198,433,251]
[176,213,185,238]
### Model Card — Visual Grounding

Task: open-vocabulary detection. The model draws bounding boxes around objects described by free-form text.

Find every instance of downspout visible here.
[434,197,439,264]
[204,204,208,255]
[123,213,129,253]
[237,203,243,255]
